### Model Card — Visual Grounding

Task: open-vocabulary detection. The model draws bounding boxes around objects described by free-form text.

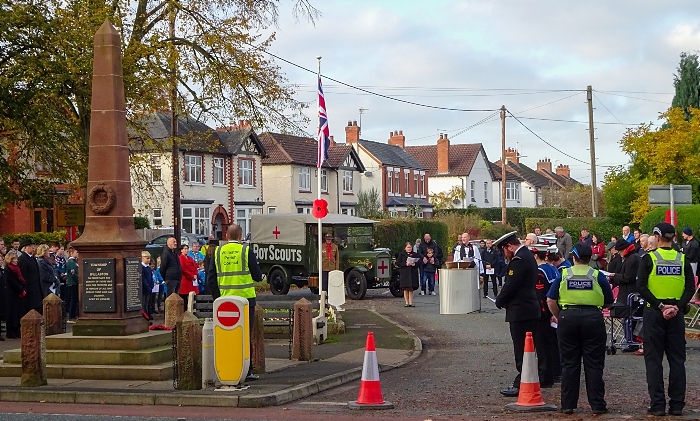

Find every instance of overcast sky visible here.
[264,0,699,185]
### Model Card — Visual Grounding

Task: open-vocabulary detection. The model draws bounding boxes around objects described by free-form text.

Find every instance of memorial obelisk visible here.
[70,20,149,336]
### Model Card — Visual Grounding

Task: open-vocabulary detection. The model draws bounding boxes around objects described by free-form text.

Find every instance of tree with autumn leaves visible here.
[0,0,317,208]
[602,52,700,224]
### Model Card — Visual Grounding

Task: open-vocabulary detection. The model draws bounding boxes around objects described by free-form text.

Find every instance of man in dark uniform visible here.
[494,231,541,397]
[638,223,695,416]
[547,243,614,415]
[18,239,42,314]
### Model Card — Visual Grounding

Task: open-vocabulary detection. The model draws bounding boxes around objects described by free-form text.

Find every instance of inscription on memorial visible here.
[125,257,142,312]
[82,258,116,313]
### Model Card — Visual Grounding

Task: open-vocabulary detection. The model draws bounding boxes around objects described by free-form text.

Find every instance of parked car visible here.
[146,233,206,260]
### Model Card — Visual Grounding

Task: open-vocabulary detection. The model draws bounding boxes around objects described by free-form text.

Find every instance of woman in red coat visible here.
[178,244,199,310]
[590,234,607,271]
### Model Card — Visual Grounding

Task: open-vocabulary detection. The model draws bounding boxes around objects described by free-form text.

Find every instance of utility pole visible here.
[170,5,181,246]
[500,105,507,225]
[587,85,597,218]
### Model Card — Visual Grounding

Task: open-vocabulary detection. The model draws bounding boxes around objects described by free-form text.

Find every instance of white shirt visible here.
[453,242,483,273]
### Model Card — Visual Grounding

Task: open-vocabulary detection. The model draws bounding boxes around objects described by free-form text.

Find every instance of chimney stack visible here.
[437,133,450,174]
[504,147,519,164]
[345,120,359,144]
[537,158,552,173]
[388,130,405,148]
[556,164,570,178]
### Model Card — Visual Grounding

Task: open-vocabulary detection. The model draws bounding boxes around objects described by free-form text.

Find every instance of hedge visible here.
[2,231,69,247]
[640,205,700,236]
[374,219,449,258]
[436,207,568,233]
[525,217,620,243]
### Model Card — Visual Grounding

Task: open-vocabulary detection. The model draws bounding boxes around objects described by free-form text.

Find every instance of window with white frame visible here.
[484,182,489,203]
[299,167,310,191]
[414,174,419,197]
[387,169,393,196]
[343,170,353,193]
[394,170,399,194]
[341,207,356,216]
[236,207,262,237]
[320,169,328,193]
[185,155,203,183]
[416,209,424,218]
[239,159,253,186]
[404,171,410,196]
[267,206,276,214]
[182,206,210,235]
[470,180,476,202]
[506,181,520,201]
[152,208,163,226]
[213,157,225,185]
[420,174,425,197]
[150,155,162,183]
[297,207,312,214]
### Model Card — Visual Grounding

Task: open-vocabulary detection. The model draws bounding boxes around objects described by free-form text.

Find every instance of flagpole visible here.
[316,56,323,304]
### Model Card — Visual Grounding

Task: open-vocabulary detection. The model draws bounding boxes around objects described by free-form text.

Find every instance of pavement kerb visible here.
[369,307,424,369]
[0,308,420,408]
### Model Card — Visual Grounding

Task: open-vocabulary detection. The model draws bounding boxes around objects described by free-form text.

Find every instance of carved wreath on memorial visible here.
[88,183,116,214]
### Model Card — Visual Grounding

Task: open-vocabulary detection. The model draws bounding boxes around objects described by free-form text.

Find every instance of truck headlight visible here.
[365,262,373,269]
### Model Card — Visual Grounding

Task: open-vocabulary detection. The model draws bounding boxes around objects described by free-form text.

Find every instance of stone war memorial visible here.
[0,20,173,383]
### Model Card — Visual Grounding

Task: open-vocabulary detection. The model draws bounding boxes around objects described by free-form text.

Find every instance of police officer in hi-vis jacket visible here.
[638,223,695,417]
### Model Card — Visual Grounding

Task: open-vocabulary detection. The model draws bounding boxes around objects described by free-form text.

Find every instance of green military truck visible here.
[250,214,401,299]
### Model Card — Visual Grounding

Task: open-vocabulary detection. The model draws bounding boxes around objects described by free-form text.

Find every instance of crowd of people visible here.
[492,223,696,417]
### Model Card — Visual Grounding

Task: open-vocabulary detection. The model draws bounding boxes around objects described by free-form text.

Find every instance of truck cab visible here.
[250,214,401,299]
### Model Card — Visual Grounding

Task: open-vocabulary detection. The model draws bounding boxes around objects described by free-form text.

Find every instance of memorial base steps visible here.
[0,331,173,381]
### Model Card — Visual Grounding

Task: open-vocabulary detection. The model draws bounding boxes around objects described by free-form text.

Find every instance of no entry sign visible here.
[216,301,241,327]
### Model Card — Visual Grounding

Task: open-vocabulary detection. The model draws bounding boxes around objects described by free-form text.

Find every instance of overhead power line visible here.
[592,92,628,127]
[595,90,669,104]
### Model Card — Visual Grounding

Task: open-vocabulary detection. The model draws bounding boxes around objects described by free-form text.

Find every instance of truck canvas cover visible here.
[251,214,375,245]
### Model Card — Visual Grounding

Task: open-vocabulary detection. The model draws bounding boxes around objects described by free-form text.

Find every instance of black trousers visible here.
[509,319,539,388]
[558,307,607,411]
[247,297,256,376]
[643,307,686,412]
[534,317,557,386]
[483,274,497,296]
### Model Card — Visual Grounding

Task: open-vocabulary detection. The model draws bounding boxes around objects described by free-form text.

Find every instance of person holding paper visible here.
[397,242,421,307]
[453,233,482,272]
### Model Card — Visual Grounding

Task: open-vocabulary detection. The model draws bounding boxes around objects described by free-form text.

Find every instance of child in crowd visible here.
[421,248,440,296]
[65,247,79,322]
[149,259,160,315]
[154,256,165,312]
[140,251,154,321]
[197,260,206,294]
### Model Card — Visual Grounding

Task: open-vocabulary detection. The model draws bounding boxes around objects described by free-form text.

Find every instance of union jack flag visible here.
[317,76,330,168]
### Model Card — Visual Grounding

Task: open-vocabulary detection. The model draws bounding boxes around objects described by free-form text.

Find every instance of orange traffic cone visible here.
[505,332,557,412]
[348,332,394,410]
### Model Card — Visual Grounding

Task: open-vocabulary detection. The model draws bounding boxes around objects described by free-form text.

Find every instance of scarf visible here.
[8,263,25,284]
[326,242,333,261]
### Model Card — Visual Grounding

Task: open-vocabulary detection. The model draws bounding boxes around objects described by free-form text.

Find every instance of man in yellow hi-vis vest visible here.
[638,223,695,417]
[208,224,263,381]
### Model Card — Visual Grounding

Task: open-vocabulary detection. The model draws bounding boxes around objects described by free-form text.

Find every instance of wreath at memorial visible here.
[88,182,116,214]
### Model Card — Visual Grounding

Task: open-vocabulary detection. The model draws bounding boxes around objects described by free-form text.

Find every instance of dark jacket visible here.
[418,240,442,269]
[682,237,700,264]
[422,255,440,273]
[18,252,42,311]
[607,253,622,274]
[611,251,640,303]
[396,250,421,290]
[481,247,499,272]
[3,264,27,337]
[495,246,541,322]
[141,264,154,295]
[159,248,182,282]
[37,257,57,298]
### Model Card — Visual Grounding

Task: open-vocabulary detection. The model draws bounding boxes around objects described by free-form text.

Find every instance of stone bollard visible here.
[42,293,63,336]
[175,311,202,390]
[165,293,184,329]
[292,298,313,361]
[251,304,265,374]
[20,310,47,387]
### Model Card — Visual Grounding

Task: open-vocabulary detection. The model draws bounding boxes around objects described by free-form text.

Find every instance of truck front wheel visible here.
[345,270,367,300]
[268,268,290,295]
[389,274,403,297]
